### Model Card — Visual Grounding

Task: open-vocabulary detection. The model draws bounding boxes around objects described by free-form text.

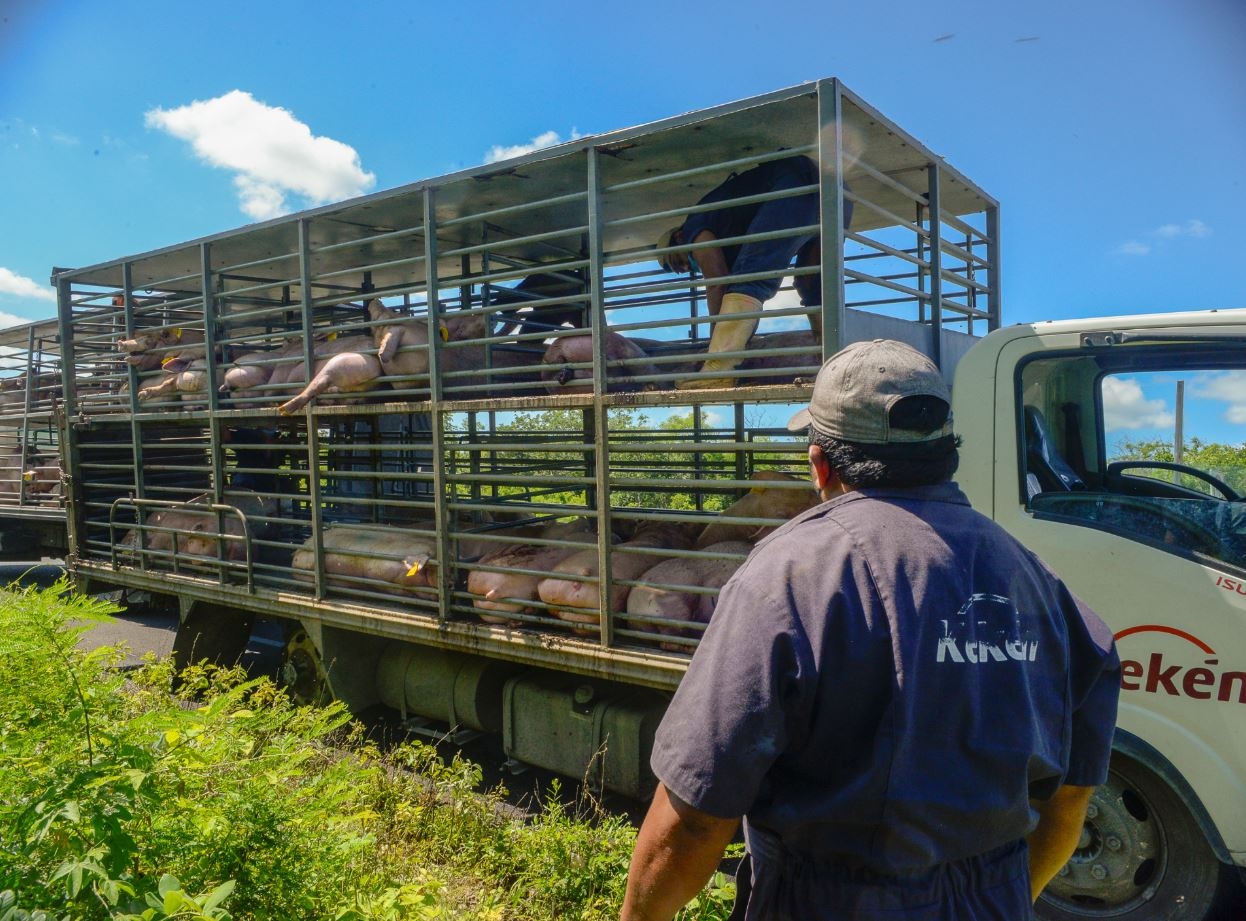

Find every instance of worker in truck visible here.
[620,339,1121,921]
[656,154,852,390]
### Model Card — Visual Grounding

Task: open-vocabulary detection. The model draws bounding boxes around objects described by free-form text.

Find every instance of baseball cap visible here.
[786,339,953,443]
[656,226,683,273]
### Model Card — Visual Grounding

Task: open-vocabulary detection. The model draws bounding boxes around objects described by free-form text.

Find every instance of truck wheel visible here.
[1036,755,1231,920]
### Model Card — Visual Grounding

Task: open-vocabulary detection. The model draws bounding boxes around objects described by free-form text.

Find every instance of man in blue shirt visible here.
[621,340,1121,920]
[658,155,851,390]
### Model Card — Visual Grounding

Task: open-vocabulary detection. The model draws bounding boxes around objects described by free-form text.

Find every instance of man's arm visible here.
[1027,784,1095,902]
[688,230,731,316]
[620,782,740,921]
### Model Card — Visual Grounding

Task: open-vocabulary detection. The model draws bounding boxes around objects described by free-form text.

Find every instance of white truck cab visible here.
[954,309,1246,919]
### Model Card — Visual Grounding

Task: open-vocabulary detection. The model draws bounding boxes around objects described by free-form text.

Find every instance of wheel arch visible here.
[1112,728,1233,865]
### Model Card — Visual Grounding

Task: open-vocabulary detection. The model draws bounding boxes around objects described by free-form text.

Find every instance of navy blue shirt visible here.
[652,482,1120,873]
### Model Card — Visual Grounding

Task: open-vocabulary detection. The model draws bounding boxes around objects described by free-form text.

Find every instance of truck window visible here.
[1022,361,1246,574]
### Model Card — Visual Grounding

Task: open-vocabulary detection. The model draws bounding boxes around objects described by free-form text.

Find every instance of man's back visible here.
[653,482,1118,871]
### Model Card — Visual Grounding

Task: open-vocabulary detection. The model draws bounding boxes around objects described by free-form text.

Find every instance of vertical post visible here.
[985,203,1002,333]
[816,78,848,360]
[121,263,146,515]
[926,162,944,369]
[424,188,453,624]
[54,273,83,566]
[17,326,35,507]
[297,219,326,600]
[201,243,230,584]
[1174,381,1185,469]
[587,146,615,648]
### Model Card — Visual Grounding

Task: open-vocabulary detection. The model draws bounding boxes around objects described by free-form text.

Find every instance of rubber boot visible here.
[676,293,761,390]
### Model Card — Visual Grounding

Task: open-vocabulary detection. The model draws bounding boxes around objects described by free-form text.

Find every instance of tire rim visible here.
[1041,770,1167,915]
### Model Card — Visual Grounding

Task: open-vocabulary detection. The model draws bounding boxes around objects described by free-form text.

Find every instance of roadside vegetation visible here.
[0,582,736,921]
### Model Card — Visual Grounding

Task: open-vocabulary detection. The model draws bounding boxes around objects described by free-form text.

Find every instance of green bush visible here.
[0,581,735,921]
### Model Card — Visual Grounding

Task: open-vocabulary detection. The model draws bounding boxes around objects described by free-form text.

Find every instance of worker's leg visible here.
[675,292,762,390]
[727,157,820,304]
[794,238,822,340]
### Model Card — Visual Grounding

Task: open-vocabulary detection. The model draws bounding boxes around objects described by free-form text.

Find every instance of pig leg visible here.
[278,353,381,414]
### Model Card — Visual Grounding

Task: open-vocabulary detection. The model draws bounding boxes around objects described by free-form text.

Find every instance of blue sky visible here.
[1,1,1243,338]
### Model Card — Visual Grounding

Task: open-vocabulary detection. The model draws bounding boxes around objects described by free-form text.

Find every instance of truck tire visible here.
[1036,754,1232,920]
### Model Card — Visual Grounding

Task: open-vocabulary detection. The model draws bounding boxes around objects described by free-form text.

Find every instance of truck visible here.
[0,317,67,558]
[48,78,1242,920]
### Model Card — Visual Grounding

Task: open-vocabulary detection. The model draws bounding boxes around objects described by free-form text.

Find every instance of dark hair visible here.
[808,396,961,488]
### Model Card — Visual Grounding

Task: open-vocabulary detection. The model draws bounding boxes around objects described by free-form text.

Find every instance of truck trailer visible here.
[50,79,1242,920]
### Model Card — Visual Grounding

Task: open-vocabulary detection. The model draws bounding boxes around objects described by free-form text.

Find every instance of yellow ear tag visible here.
[405,560,423,577]
[161,355,177,368]
[174,328,182,340]
[439,324,449,342]
[327,331,338,341]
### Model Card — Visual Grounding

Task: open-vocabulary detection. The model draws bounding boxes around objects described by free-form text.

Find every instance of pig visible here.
[695,470,818,548]
[136,354,220,406]
[277,337,381,414]
[124,490,271,563]
[372,304,530,397]
[626,541,753,651]
[0,372,61,415]
[220,338,313,403]
[116,326,206,373]
[290,524,438,597]
[733,329,822,385]
[537,521,697,629]
[540,331,661,394]
[370,300,438,381]
[0,447,27,501]
[466,519,599,625]
[591,329,820,390]
[21,455,62,495]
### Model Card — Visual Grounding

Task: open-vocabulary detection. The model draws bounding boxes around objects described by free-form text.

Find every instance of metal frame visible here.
[51,79,999,691]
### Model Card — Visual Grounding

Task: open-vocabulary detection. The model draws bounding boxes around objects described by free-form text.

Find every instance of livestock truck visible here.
[0,317,67,558]
[49,79,1243,919]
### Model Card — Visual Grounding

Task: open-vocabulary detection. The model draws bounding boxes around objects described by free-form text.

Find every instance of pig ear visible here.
[162,356,192,373]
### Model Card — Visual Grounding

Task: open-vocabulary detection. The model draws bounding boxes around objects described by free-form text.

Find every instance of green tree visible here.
[1112,438,1246,495]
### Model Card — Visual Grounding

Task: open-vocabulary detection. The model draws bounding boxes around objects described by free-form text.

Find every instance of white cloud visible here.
[0,311,35,330]
[1115,219,1212,257]
[1102,376,1174,431]
[1155,219,1211,239]
[1190,371,1246,426]
[145,90,376,221]
[757,280,809,333]
[0,268,55,303]
[483,129,582,164]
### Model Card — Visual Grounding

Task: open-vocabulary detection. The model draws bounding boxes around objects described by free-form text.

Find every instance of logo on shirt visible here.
[936,593,1038,664]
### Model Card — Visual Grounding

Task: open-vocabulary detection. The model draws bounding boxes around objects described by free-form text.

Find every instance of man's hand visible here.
[1028,784,1095,902]
[620,783,740,921]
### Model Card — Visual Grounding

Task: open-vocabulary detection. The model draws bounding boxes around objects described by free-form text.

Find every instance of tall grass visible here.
[0,581,735,920]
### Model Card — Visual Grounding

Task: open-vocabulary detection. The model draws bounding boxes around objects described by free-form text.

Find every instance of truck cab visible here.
[955,309,1246,919]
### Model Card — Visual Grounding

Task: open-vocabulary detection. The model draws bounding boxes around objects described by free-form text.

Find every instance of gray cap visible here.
[786,339,953,443]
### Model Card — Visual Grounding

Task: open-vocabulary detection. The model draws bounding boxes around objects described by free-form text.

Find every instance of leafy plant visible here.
[0,582,737,920]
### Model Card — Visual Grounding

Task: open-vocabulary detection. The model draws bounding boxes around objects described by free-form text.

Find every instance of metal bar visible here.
[423,186,454,627]
[588,146,616,650]
[927,162,944,368]
[986,203,1002,331]
[817,78,847,358]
